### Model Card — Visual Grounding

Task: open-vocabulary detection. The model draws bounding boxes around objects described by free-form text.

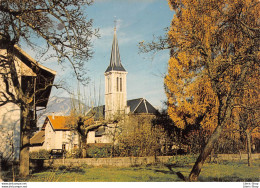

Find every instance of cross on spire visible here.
[114,17,117,32]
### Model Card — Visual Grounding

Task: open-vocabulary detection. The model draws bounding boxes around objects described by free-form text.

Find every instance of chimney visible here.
[52,112,55,119]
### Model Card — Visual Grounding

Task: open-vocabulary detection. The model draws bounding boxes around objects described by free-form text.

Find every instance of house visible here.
[30,115,79,152]
[0,44,56,160]
[30,114,110,150]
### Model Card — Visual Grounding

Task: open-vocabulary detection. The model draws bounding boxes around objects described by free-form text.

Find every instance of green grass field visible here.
[19,157,260,182]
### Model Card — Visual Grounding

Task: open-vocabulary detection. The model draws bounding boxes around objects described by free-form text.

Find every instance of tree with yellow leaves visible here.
[234,72,260,166]
[165,0,259,181]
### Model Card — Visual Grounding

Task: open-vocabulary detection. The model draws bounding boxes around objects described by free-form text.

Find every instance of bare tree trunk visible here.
[81,136,87,158]
[19,106,30,177]
[188,123,224,181]
[188,102,232,181]
[246,130,252,166]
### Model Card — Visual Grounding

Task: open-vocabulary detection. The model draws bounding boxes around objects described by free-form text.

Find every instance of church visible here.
[92,26,158,121]
[84,26,159,143]
[29,26,159,148]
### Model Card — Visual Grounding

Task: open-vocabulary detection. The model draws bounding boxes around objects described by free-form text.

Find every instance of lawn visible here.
[18,157,260,182]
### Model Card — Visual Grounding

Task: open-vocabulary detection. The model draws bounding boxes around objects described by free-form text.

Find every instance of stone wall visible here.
[30,154,260,169]
[42,156,172,168]
[211,153,260,161]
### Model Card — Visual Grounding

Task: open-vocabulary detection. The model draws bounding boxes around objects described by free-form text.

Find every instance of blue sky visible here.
[27,0,174,109]
[85,0,173,109]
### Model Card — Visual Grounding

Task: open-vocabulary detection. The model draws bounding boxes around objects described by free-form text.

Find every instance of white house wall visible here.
[0,50,21,160]
[87,125,116,144]
[44,121,79,151]
[0,48,36,160]
[0,103,21,160]
[45,122,56,150]
[87,131,95,143]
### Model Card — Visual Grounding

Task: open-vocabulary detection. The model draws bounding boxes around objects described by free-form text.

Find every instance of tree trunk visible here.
[188,123,224,181]
[188,102,232,181]
[246,130,252,166]
[19,106,30,177]
[81,136,87,158]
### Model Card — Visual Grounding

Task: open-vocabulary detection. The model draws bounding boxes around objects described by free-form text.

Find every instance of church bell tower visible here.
[104,26,127,120]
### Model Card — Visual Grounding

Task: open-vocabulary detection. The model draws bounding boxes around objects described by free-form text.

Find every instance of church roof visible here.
[127,98,158,114]
[90,98,158,120]
[105,28,126,73]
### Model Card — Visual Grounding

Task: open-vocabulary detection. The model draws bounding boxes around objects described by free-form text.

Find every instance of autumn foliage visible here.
[165,0,259,181]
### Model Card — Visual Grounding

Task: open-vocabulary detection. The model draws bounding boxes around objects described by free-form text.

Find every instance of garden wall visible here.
[211,153,260,161]
[30,154,260,169]
[42,156,172,168]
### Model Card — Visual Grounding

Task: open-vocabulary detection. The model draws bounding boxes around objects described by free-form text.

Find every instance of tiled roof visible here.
[30,130,45,145]
[127,98,158,114]
[44,116,71,130]
[43,115,95,130]
[89,98,158,119]
[105,29,126,73]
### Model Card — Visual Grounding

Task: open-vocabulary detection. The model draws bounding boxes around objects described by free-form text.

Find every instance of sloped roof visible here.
[95,126,106,137]
[91,105,105,120]
[127,98,158,114]
[89,98,158,119]
[105,29,126,73]
[42,115,95,131]
[13,45,56,107]
[14,45,56,75]
[42,116,71,130]
[30,130,45,145]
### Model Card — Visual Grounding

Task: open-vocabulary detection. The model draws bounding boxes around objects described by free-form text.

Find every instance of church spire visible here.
[105,23,126,73]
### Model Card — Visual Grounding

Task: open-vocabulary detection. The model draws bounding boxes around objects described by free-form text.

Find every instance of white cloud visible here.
[99,26,114,37]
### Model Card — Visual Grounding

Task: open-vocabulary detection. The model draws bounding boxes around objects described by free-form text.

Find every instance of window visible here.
[62,144,66,151]
[120,78,122,92]
[107,77,110,93]
[117,77,119,92]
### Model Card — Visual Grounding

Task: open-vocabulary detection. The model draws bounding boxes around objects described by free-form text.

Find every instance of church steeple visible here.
[104,24,128,120]
[105,26,126,73]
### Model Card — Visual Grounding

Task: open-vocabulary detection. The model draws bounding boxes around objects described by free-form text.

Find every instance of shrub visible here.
[86,144,112,158]
[29,149,50,159]
[116,115,166,157]
[65,148,81,158]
